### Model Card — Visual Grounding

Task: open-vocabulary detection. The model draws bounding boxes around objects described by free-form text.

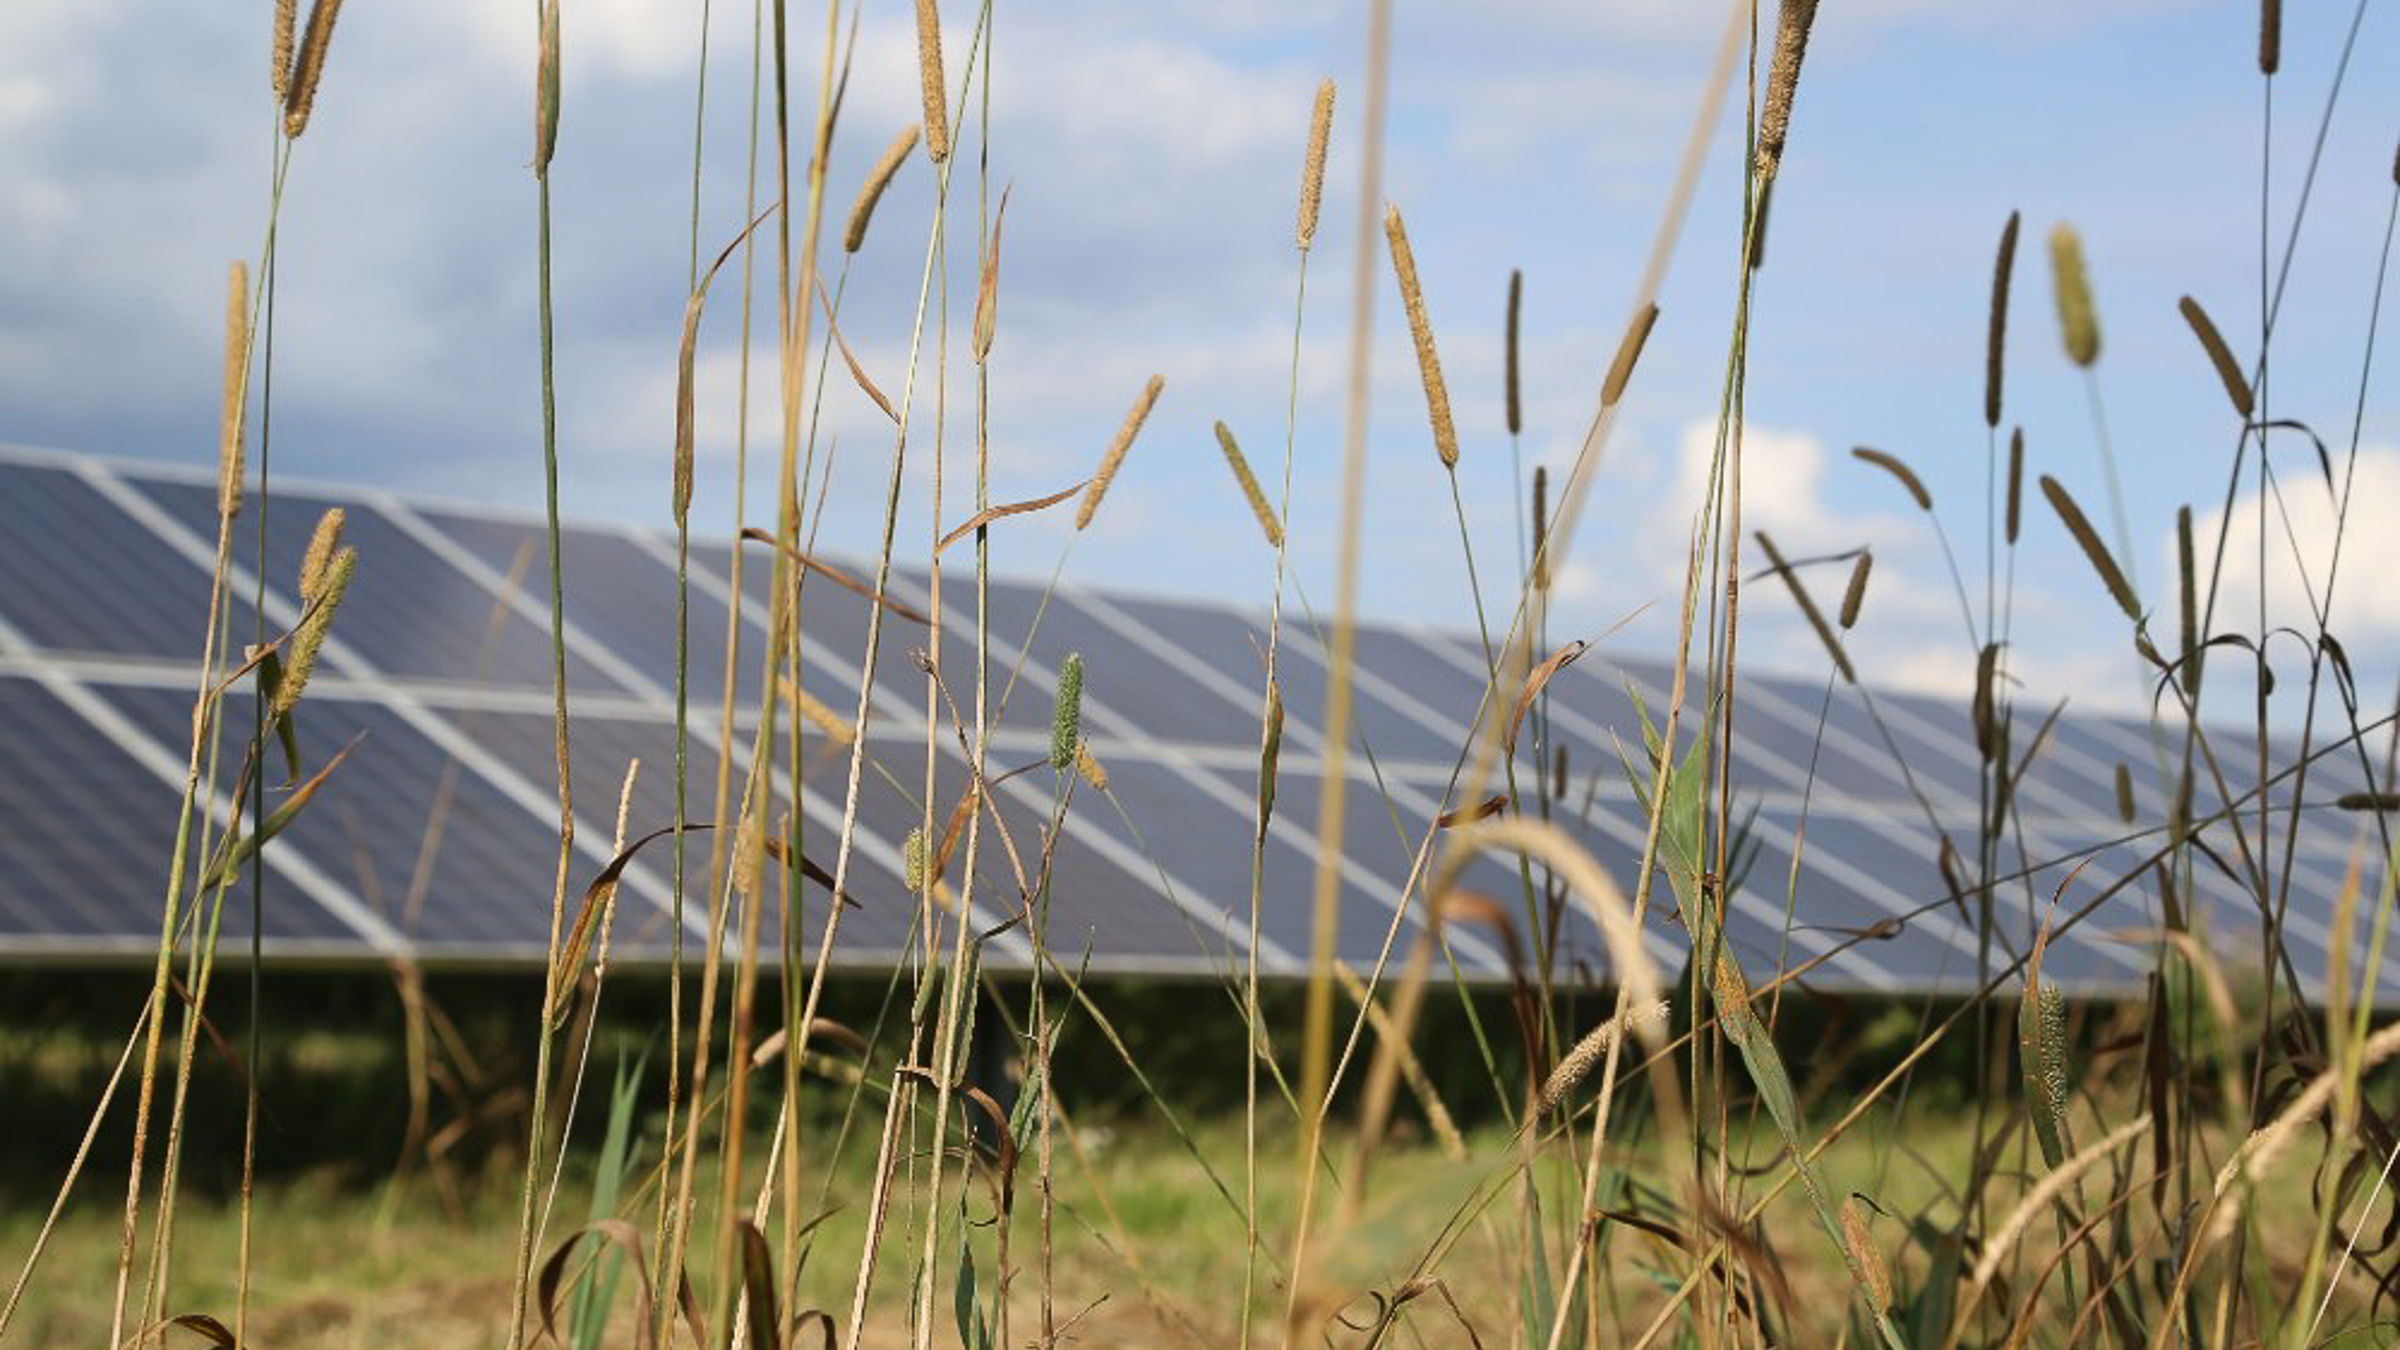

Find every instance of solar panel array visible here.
[0,443,2387,999]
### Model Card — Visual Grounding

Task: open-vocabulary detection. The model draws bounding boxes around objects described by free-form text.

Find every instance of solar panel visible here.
[0,444,2385,1003]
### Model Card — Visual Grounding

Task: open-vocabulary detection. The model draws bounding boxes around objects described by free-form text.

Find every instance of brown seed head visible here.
[282,0,349,139]
[1755,0,1821,184]
[2178,295,2253,418]
[914,0,950,164]
[1076,375,1165,529]
[1839,551,1871,630]
[1385,204,1459,469]
[1214,421,1283,549]
[1602,302,1659,408]
[2005,427,2025,544]
[219,261,249,518]
[1298,78,1335,250]
[844,124,919,254]
[1986,211,2020,428]
[272,0,297,101]
[299,507,346,604]
[1504,268,1523,436]
[2260,0,2281,75]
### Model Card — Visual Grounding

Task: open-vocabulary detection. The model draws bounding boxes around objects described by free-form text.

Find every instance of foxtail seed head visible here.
[1051,653,1085,770]
[1298,78,1334,250]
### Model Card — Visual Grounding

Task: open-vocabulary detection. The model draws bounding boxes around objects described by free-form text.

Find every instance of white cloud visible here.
[2183,445,2400,647]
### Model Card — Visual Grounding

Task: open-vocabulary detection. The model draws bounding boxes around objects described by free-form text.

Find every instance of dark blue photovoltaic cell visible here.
[4,451,2384,994]
[939,575,1257,747]
[103,687,565,953]
[426,515,765,709]
[1086,591,1468,765]
[695,542,946,743]
[0,677,214,942]
[0,463,270,662]
[865,743,1230,968]
[131,481,630,697]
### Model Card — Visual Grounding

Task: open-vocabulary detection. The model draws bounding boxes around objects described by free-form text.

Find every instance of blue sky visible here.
[2,0,2393,722]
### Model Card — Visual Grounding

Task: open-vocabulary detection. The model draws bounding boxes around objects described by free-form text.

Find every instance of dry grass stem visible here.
[1972,1114,2152,1291]
[1986,210,2020,428]
[1757,531,1855,684]
[1601,301,1659,408]
[1074,742,1109,792]
[1214,421,1283,548]
[2049,223,2101,367]
[2039,474,2142,621]
[1755,0,1821,183]
[1075,375,1165,529]
[1385,203,1459,469]
[971,187,1010,362]
[282,0,346,138]
[2178,295,2254,418]
[218,261,248,519]
[1298,78,1335,250]
[843,124,919,254]
[913,0,950,163]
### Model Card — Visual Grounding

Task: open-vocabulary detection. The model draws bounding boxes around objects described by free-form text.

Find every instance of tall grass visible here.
[9,1,2400,1348]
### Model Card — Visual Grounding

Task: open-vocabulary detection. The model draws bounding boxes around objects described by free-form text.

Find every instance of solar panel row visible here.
[0,444,2387,1000]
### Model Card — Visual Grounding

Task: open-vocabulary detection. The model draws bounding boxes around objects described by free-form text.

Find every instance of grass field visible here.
[9,0,2400,1346]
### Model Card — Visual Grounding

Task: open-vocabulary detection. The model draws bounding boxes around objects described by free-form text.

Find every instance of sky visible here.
[2,0,2395,727]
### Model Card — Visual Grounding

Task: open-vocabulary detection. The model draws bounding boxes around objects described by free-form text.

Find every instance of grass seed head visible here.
[272,0,297,101]
[1051,653,1085,770]
[300,507,347,604]
[1505,268,1523,435]
[276,544,354,718]
[844,124,920,254]
[902,827,928,893]
[2260,0,2281,75]
[2115,762,2136,823]
[1840,1197,1894,1310]
[1755,0,1821,184]
[218,261,249,519]
[1076,375,1165,529]
[1214,420,1283,549]
[1298,78,1334,250]
[914,0,950,163]
[1986,210,2020,428]
[533,0,560,172]
[1839,551,1871,630]
[1385,203,1459,469]
[282,0,347,139]
[1601,302,1659,409]
[1850,446,1932,511]
[2041,474,2142,621]
[2048,223,2101,367]
[2178,295,2253,418]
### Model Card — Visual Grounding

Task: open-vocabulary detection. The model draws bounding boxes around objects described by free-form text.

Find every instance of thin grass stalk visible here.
[1285,3,1389,1339]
